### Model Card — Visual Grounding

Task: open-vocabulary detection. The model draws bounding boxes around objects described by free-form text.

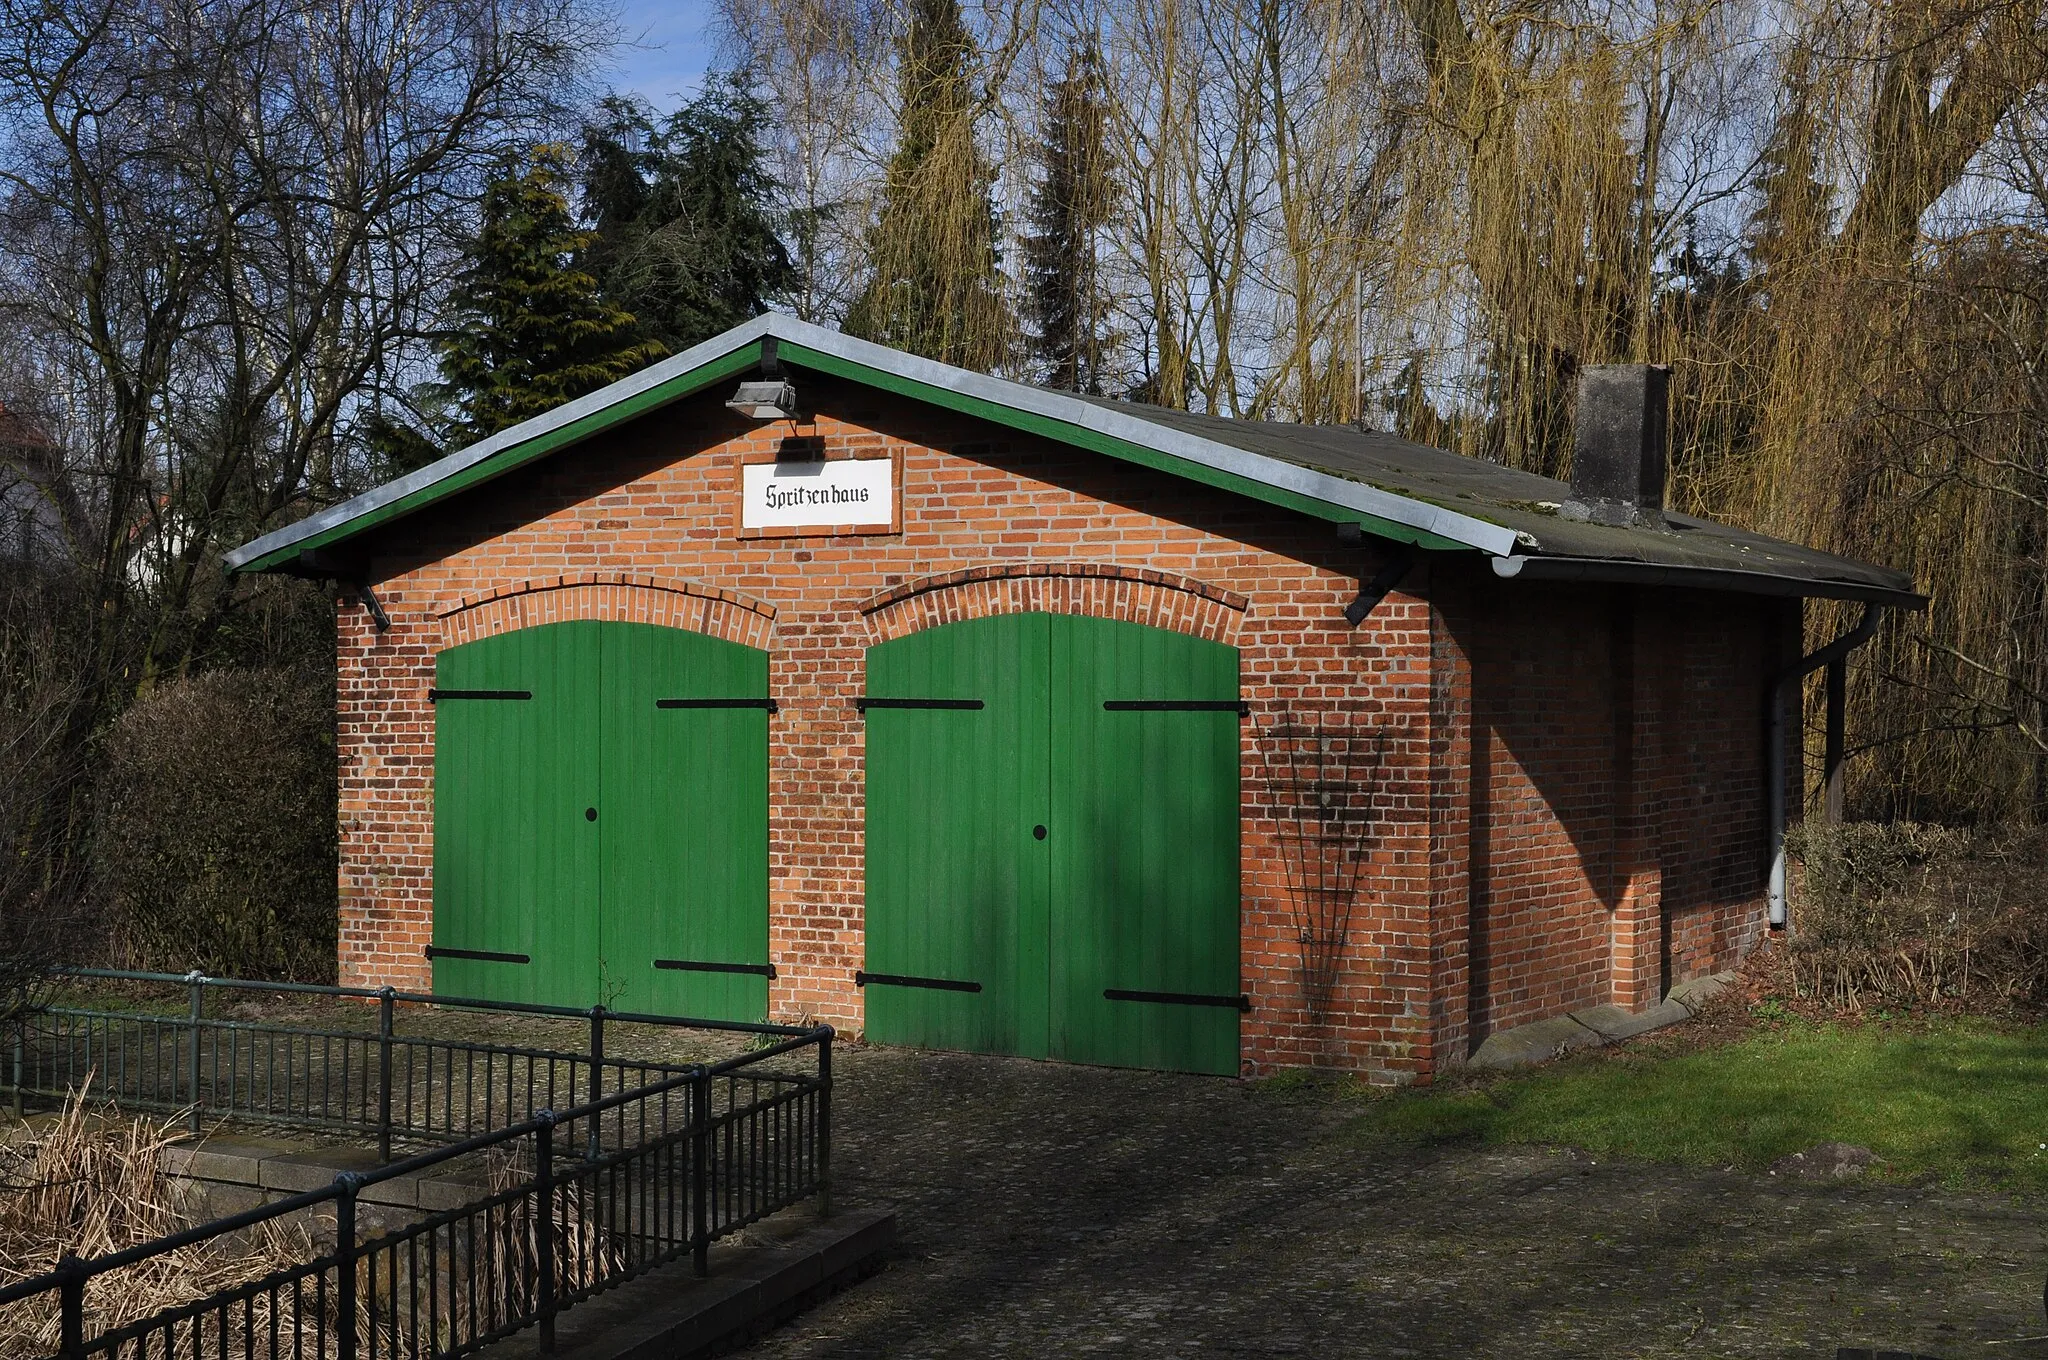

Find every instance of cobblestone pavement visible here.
[746,1044,2048,1360]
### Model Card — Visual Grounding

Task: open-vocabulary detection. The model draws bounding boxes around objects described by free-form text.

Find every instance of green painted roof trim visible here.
[230,343,764,574]
[776,340,1469,553]
[227,314,1527,575]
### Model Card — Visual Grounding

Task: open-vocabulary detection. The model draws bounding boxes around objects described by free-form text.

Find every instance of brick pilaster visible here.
[1426,565,1474,1072]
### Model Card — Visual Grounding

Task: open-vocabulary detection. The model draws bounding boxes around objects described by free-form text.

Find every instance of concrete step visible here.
[477,1205,897,1360]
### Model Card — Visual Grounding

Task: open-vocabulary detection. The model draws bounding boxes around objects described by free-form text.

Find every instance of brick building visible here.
[227,316,1918,1083]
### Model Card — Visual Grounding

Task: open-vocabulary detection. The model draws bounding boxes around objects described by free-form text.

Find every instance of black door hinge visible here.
[854,970,982,993]
[656,697,779,712]
[1103,987,1251,1012]
[1102,700,1249,715]
[425,946,531,964]
[655,958,778,978]
[855,697,985,712]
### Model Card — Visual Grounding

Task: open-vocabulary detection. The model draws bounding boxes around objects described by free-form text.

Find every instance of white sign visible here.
[741,458,893,529]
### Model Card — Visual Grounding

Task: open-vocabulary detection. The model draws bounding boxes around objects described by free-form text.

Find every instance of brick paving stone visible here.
[744,1045,2048,1360]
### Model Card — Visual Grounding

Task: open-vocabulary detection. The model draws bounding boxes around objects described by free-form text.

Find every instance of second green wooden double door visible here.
[863,614,1244,1076]
[431,621,771,1019]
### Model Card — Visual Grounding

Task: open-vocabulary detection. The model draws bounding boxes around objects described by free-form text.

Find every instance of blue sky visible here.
[605,0,724,107]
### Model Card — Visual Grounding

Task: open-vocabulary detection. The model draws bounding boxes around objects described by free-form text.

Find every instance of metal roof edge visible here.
[762,318,1522,556]
[1490,553,1927,607]
[224,317,779,571]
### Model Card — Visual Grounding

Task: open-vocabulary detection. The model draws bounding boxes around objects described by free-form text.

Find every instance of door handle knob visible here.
[586,807,598,822]
[1033,824,1047,840]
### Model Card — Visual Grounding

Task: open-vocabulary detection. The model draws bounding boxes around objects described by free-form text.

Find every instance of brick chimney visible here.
[1564,364,1670,527]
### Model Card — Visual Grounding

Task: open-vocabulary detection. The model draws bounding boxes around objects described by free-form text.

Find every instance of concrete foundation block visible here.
[1468,1015,1603,1070]
[1469,971,1737,1070]
[419,1173,495,1211]
[1667,971,1735,1013]
[475,1206,896,1360]
[258,1143,385,1195]
[1574,1000,1691,1043]
[165,1135,299,1184]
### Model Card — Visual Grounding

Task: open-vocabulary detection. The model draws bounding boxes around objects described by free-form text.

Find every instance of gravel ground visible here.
[743,1043,2048,1360]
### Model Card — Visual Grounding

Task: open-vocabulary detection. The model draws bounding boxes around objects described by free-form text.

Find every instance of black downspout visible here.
[1768,602,1884,928]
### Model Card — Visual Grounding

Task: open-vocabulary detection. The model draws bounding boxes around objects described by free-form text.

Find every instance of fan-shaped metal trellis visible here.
[1261,709,1390,1022]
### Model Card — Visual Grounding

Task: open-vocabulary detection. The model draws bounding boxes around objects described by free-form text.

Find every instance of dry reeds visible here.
[0,1079,320,1360]
[0,1081,635,1360]
[476,1143,626,1319]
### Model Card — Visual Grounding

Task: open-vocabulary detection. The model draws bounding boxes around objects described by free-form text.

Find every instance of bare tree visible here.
[0,565,93,1024]
[0,0,608,838]
[0,0,612,963]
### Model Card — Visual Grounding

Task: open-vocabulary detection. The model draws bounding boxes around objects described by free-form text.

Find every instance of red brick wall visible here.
[1653,592,1779,983]
[331,373,1777,1081]
[1459,582,1626,1036]
[1445,579,1780,1048]
[1423,565,1476,1072]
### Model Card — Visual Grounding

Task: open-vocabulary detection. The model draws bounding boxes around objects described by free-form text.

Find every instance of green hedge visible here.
[97,669,337,981]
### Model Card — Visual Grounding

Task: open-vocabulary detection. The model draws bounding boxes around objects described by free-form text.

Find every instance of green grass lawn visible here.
[1346,1018,2048,1190]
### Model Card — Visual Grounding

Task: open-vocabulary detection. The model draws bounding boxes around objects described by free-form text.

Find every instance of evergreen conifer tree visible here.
[437,143,661,442]
[843,0,1010,370]
[579,96,658,302]
[581,77,797,353]
[1022,38,1115,392]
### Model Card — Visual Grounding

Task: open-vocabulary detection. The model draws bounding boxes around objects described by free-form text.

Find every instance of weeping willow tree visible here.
[843,0,1013,369]
[1385,0,2048,822]
[720,0,2048,822]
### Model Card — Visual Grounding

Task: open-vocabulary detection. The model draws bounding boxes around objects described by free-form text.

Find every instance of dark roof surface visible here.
[1083,398,1920,604]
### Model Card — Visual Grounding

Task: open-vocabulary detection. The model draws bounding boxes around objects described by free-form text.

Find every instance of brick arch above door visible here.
[858,563,1249,647]
[436,574,777,651]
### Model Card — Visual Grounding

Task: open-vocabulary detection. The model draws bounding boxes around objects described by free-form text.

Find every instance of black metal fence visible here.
[8,969,789,1160]
[0,970,834,1360]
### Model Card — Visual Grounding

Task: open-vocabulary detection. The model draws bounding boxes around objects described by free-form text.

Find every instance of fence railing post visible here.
[535,1113,557,1354]
[56,1254,85,1360]
[376,987,395,1163]
[586,1005,605,1162]
[690,1066,710,1277]
[334,1174,360,1360]
[185,970,204,1136]
[816,1029,833,1219]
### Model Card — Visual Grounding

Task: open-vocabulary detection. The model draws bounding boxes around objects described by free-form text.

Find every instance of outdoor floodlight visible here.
[727,380,800,421]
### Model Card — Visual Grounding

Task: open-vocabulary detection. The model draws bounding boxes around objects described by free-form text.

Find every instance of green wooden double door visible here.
[863,613,1244,1076]
[431,621,771,1019]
